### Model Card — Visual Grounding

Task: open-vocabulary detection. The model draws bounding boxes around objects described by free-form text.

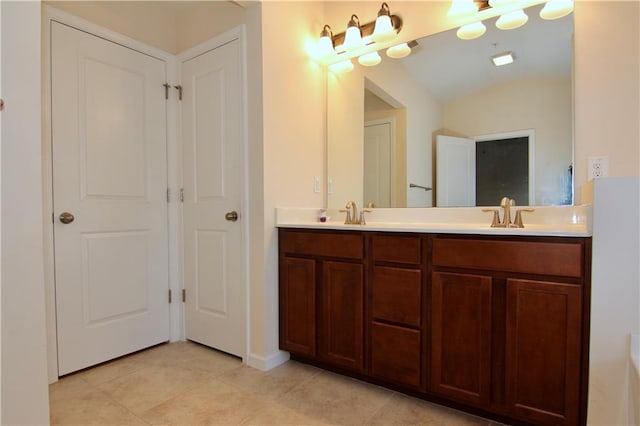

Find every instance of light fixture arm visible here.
[377,2,391,18]
[347,14,361,30]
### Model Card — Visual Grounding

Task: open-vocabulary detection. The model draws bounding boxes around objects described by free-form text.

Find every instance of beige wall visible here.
[176,1,245,52]
[574,1,640,201]
[44,0,179,53]
[252,0,326,365]
[443,78,573,205]
[44,1,246,54]
[1,1,51,424]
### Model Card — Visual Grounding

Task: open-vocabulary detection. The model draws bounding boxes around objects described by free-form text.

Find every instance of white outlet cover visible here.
[588,156,609,180]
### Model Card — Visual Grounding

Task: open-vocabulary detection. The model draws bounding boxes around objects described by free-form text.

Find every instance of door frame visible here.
[42,6,180,383]
[176,26,250,361]
[473,129,536,206]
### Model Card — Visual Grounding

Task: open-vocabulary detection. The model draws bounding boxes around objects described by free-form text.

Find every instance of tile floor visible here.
[50,341,501,425]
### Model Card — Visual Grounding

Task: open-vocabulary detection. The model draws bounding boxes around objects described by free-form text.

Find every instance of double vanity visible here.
[277,206,591,425]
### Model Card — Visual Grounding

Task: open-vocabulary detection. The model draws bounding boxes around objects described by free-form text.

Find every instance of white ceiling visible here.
[399,3,573,103]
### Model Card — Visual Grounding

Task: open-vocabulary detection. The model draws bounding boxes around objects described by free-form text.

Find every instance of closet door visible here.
[51,22,169,375]
[181,38,246,358]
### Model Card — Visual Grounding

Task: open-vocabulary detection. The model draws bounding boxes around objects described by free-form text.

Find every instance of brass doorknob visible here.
[225,211,239,222]
[59,212,75,224]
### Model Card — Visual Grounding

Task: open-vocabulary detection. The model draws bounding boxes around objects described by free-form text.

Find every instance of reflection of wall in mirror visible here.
[442,77,572,205]
[327,56,441,209]
[364,95,407,208]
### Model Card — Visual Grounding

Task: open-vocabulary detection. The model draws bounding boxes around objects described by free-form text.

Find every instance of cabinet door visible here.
[506,279,582,425]
[319,261,364,372]
[279,257,316,356]
[371,322,421,388]
[430,272,492,407]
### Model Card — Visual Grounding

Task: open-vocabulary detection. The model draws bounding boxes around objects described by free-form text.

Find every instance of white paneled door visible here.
[436,135,476,207]
[364,120,392,208]
[181,38,245,358]
[51,22,169,375]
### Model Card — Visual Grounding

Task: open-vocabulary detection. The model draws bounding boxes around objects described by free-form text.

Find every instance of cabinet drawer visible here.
[372,235,422,265]
[371,322,421,388]
[372,266,421,327]
[279,230,364,259]
[432,238,584,278]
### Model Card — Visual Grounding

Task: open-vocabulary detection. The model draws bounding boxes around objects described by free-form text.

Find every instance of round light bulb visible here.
[358,51,382,66]
[540,0,574,20]
[447,0,478,18]
[496,9,529,30]
[386,43,411,59]
[456,21,487,40]
[372,14,396,43]
[317,35,335,60]
[343,15,364,51]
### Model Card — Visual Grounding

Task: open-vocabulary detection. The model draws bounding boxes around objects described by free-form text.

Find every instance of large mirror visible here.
[327,4,574,209]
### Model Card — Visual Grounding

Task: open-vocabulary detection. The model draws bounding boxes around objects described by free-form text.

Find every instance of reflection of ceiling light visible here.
[359,51,382,66]
[386,42,411,58]
[457,21,487,40]
[496,9,529,30]
[491,51,514,66]
[329,59,354,73]
[540,0,574,20]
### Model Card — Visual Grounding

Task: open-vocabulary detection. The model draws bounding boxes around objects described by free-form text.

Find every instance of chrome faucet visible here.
[483,197,534,228]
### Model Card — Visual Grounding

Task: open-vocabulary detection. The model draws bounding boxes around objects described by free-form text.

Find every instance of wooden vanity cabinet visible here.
[430,235,591,425]
[278,228,591,426]
[278,229,365,373]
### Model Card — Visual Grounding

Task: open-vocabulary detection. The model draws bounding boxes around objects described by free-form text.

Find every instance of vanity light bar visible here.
[450,0,573,40]
[319,2,408,71]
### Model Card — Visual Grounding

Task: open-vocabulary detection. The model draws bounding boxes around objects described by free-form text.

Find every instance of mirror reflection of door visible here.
[436,131,534,207]
[364,120,393,207]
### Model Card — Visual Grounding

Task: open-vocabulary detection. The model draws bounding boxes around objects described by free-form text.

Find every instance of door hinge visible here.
[174,85,183,101]
[180,188,184,203]
[167,188,171,203]
[168,289,172,304]
[163,83,170,100]
[181,289,186,303]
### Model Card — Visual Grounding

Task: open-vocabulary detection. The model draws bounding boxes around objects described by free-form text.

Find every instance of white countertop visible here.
[276,205,592,237]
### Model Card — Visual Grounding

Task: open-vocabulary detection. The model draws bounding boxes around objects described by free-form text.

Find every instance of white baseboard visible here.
[246,350,290,371]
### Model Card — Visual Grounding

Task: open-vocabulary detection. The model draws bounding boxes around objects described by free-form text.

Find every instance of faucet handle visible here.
[482,208,501,227]
[359,209,372,225]
[339,209,352,224]
[512,208,535,228]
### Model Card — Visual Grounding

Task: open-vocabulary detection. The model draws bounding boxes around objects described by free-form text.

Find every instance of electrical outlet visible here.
[588,156,609,180]
[314,176,321,193]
